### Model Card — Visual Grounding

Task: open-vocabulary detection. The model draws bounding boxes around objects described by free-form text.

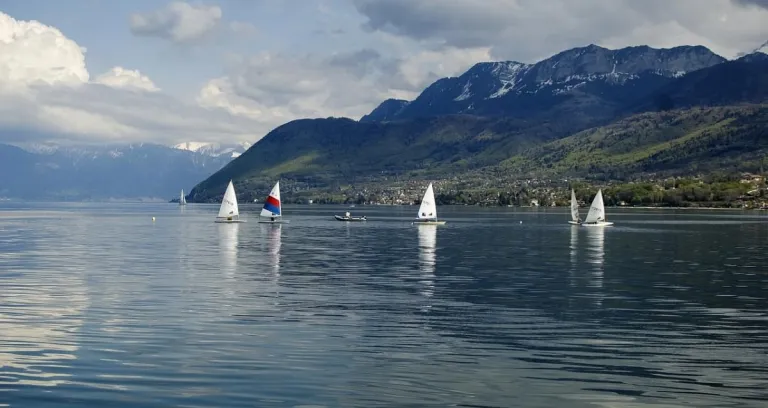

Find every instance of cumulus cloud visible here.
[197,46,490,127]
[197,51,395,125]
[93,67,160,92]
[129,1,222,43]
[0,13,89,87]
[353,0,768,61]
[0,11,259,145]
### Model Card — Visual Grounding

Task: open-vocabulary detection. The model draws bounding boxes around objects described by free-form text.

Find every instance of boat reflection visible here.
[260,224,282,306]
[218,223,239,279]
[417,225,437,310]
[267,224,282,277]
[585,226,605,307]
[570,225,579,269]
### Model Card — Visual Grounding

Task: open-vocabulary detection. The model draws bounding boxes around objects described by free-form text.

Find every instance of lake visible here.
[1,203,767,407]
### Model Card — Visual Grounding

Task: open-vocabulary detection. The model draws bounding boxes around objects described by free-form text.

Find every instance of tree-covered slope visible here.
[502,105,768,180]
[188,114,598,201]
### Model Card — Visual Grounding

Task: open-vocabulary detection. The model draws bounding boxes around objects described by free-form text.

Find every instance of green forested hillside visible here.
[503,105,768,180]
[188,114,601,201]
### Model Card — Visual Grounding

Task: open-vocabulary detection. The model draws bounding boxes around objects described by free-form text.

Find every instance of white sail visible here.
[217,180,240,219]
[570,189,579,222]
[260,181,282,218]
[417,183,438,220]
[583,189,606,224]
[180,189,187,205]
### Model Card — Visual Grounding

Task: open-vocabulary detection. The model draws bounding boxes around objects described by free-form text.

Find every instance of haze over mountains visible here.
[0,142,249,200]
[188,44,768,202]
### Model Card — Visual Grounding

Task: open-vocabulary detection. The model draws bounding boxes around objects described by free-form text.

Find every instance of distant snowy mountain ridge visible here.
[173,142,252,158]
[18,141,252,160]
[361,44,727,122]
[1,141,244,200]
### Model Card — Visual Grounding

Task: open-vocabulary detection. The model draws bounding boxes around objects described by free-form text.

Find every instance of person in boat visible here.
[271,216,275,222]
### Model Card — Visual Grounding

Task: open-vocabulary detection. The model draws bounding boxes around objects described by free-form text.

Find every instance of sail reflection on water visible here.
[218,223,239,279]
[267,224,282,277]
[417,225,437,310]
[260,224,282,306]
[585,226,605,307]
[569,225,579,287]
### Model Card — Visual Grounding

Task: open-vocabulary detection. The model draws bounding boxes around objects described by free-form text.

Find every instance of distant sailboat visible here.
[581,189,613,227]
[568,189,580,225]
[258,181,290,224]
[413,183,446,225]
[214,180,246,223]
[179,189,187,206]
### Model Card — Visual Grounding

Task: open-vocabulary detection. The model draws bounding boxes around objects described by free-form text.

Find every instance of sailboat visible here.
[413,183,446,225]
[581,189,613,227]
[179,189,187,206]
[258,181,290,224]
[214,180,246,223]
[568,189,580,225]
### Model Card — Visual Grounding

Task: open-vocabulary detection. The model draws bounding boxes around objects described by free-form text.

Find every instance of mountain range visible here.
[0,142,248,200]
[188,44,768,203]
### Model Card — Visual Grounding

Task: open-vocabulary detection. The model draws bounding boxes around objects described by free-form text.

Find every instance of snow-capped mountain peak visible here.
[172,141,252,158]
[18,142,60,155]
[363,44,727,121]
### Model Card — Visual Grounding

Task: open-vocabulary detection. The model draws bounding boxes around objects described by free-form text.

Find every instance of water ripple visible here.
[0,204,767,407]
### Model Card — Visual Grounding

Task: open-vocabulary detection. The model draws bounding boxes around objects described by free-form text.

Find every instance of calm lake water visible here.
[1,203,767,407]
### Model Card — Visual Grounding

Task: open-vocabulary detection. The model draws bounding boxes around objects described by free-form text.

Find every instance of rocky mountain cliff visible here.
[365,45,726,121]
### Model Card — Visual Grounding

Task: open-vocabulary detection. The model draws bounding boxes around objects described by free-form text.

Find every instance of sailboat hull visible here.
[257,219,290,224]
[215,219,246,224]
[335,215,366,222]
[413,220,446,226]
[568,221,581,225]
[581,222,613,227]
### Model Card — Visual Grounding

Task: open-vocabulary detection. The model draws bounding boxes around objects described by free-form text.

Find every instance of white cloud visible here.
[0,12,89,87]
[196,46,490,130]
[0,11,259,146]
[93,67,160,92]
[129,1,222,43]
[353,0,768,61]
[397,47,491,89]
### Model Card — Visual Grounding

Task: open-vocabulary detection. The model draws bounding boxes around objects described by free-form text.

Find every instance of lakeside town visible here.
[270,172,768,210]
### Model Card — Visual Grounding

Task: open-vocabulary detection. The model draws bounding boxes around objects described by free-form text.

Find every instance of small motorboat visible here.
[335,211,366,222]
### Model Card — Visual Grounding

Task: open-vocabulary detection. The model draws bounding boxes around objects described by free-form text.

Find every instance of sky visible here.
[0,0,766,146]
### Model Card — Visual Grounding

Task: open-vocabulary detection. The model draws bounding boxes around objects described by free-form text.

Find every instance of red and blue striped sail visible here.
[260,181,282,217]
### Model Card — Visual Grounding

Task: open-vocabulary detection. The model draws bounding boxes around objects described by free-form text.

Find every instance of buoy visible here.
[152,217,156,222]
[519,220,522,224]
